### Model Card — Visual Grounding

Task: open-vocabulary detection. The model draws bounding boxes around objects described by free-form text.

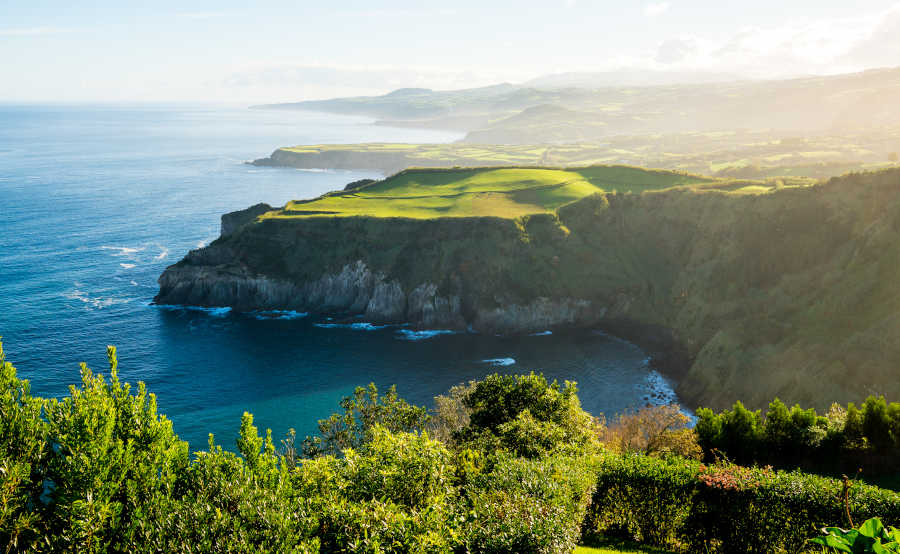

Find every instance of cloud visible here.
[335,8,457,18]
[647,3,900,77]
[0,26,78,36]
[175,12,240,20]
[655,37,698,64]
[838,5,900,69]
[644,2,671,17]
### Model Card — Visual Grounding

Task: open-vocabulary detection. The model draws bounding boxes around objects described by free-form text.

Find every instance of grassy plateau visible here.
[263,165,765,220]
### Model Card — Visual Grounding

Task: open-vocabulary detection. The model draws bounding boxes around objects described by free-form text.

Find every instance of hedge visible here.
[585,453,900,553]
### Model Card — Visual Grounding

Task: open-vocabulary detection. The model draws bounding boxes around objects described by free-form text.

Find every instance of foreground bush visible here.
[300,426,459,552]
[586,453,900,553]
[7,339,900,553]
[0,341,600,552]
[462,454,596,554]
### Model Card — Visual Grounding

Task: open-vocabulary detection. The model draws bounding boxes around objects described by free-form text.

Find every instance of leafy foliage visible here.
[587,453,900,553]
[811,517,900,553]
[0,338,46,551]
[456,372,598,458]
[462,454,597,554]
[600,404,701,460]
[696,396,900,474]
[302,383,429,458]
[6,339,900,553]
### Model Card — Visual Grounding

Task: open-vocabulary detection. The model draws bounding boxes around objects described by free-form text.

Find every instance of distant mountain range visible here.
[522,69,745,89]
[254,67,900,144]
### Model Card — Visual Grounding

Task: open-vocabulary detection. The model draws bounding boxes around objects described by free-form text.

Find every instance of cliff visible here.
[156,167,900,411]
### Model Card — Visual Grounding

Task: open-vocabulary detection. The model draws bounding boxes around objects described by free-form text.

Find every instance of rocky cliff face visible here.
[157,169,900,411]
[156,254,597,334]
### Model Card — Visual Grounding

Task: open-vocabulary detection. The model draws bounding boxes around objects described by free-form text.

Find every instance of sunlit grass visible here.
[262,165,717,220]
[575,541,675,553]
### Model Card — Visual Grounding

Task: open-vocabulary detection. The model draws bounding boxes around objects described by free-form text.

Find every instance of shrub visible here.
[584,453,695,550]
[456,373,597,459]
[302,383,429,458]
[600,404,701,460]
[586,452,900,553]
[155,431,318,553]
[0,338,46,550]
[42,347,191,551]
[462,454,596,554]
[429,382,473,445]
[304,427,459,552]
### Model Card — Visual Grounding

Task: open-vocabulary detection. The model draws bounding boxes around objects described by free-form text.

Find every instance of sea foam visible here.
[395,329,456,341]
[314,322,387,331]
[481,357,516,366]
[152,304,233,317]
[251,310,308,320]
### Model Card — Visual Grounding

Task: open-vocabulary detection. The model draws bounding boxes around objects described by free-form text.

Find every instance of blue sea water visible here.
[0,104,680,450]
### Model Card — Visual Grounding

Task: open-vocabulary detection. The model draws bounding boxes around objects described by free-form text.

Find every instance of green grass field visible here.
[575,541,674,553]
[264,165,719,220]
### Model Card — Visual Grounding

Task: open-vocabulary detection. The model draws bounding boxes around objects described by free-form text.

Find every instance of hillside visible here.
[157,165,900,411]
[252,131,900,179]
[254,67,900,143]
[266,166,715,220]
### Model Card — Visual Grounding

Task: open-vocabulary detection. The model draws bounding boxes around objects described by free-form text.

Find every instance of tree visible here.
[862,396,893,451]
[302,383,429,458]
[844,402,865,449]
[456,373,597,458]
[601,404,702,459]
[889,152,898,163]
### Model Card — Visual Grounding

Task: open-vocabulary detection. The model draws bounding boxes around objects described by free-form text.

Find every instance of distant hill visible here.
[254,67,900,144]
[522,69,744,89]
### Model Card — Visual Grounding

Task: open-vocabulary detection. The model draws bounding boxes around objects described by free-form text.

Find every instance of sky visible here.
[2,0,900,103]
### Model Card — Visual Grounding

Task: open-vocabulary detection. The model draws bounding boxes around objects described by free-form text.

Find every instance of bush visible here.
[0,342,320,552]
[155,429,318,553]
[302,426,459,552]
[600,404,701,460]
[302,383,429,458]
[456,373,598,459]
[462,454,596,554]
[0,338,46,550]
[41,347,192,551]
[586,452,900,553]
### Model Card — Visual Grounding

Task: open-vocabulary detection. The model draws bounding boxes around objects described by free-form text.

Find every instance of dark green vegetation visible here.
[587,453,900,553]
[256,68,900,143]
[0,340,596,553]
[4,340,900,553]
[694,396,900,482]
[161,166,900,411]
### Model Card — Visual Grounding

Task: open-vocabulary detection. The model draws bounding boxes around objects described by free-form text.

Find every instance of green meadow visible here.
[264,165,721,220]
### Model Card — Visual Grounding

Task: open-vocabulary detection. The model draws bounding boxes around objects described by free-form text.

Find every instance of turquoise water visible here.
[0,104,678,450]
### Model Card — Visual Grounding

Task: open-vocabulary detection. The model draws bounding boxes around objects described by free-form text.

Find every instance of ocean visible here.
[0,103,679,450]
